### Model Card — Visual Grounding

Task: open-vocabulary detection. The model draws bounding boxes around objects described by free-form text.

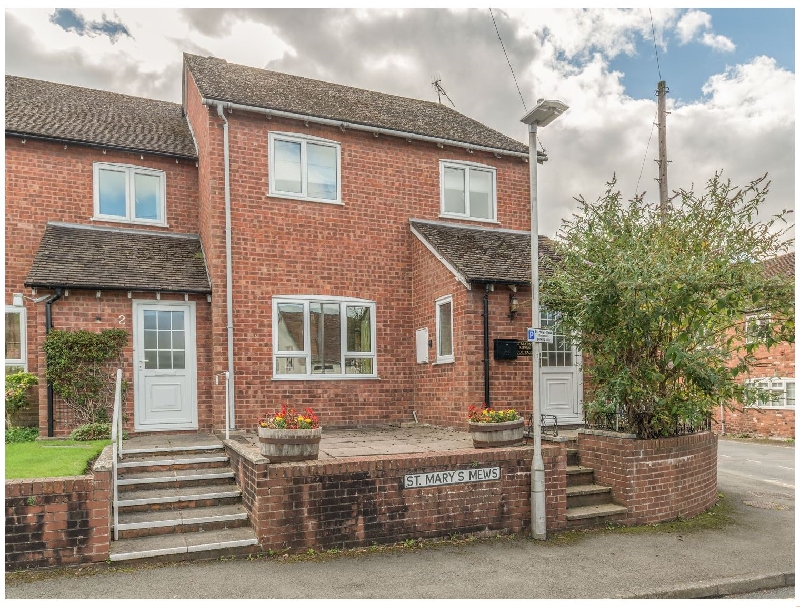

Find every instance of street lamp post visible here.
[521,99,568,540]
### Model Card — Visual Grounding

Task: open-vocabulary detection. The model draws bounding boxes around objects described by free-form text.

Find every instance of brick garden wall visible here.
[577,430,718,524]
[712,406,795,439]
[225,442,567,551]
[4,447,112,570]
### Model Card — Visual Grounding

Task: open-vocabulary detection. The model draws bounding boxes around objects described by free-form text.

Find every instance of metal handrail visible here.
[111,368,123,541]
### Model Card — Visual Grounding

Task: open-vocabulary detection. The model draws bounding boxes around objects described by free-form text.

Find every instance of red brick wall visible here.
[712,406,795,439]
[183,72,532,431]
[226,443,566,551]
[5,452,111,570]
[5,134,202,435]
[577,430,718,524]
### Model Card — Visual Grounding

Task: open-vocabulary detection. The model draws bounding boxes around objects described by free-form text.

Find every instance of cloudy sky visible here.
[5,7,795,239]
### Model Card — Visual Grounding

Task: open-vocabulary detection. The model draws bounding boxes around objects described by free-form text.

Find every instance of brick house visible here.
[5,54,585,436]
[712,251,795,439]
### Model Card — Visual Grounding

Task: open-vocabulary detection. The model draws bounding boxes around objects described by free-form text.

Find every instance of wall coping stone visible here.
[93,445,114,473]
[224,438,270,465]
[579,428,638,439]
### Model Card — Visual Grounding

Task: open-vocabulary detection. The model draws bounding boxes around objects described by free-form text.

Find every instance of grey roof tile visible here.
[25,223,211,293]
[410,219,557,284]
[184,53,530,155]
[5,76,197,158]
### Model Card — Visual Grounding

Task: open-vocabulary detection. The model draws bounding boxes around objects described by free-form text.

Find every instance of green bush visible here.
[70,422,112,441]
[5,371,38,425]
[43,328,127,425]
[5,426,39,443]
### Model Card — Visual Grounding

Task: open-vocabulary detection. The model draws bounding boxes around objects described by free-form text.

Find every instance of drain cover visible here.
[747,490,794,501]
[742,500,789,510]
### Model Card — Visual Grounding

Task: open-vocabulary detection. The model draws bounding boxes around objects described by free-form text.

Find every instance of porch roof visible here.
[409,219,559,285]
[25,222,211,294]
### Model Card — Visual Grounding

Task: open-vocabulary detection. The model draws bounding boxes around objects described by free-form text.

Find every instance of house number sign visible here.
[403,467,500,489]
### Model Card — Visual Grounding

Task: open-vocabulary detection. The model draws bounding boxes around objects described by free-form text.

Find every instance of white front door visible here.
[539,311,583,425]
[133,301,197,431]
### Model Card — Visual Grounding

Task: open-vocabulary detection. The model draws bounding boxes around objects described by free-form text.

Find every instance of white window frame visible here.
[5,305,27,372]
[435,295,454,364]
[268,132,343,205]
[439,159,498,223]
[272,296,377,379]
[745,377,795,409]
[745,312,771,344]
[93,162,167,226]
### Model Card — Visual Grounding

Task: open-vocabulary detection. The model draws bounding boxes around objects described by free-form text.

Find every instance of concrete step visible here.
[109,527,260,563]
[116,503,250,539]
[566,483,613,508]
[117,468,235,491]
[117,483,242,512]
[566,503,628,530]
[118,454,230,473]
[566,465,595,487]
[121,444,225,457]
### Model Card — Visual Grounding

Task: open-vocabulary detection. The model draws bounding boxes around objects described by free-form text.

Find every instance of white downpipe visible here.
[529,122,547,541]
[216,103,236,430]
[111,368,122,542]
[202,98,530,160]
[224,371,230,440]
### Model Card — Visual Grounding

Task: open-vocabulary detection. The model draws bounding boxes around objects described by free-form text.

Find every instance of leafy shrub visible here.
[5,426,39,443]
[5,371,38,425]
[43,329,127,425]
[70,422,112,441]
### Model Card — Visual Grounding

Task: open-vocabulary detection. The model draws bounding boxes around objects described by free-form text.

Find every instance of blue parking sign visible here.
[527,328,536,341]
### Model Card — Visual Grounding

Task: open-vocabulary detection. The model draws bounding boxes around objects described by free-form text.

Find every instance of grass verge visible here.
[5,440,110,479]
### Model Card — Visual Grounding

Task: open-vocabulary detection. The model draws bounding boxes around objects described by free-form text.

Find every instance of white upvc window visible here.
[435,295,454,363]
[5,305,27,373]
[268,132,342,204]
[746,377,795,408]
[439,160,497,222]
[93,162,167,225]
[745,312,772,344]
[273,296,376,379]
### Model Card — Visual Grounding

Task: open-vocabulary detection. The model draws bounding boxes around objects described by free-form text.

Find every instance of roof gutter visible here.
[5,131,197,161]
[202,98,540,161]
[215,102,236,430]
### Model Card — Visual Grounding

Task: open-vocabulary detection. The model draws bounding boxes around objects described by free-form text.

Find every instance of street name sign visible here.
[526,328,554,343]
[403,467,501,489]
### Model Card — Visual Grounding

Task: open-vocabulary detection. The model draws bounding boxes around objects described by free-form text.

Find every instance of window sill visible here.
[438,214,499,225]
[432,359,454,365]
[272,375,381,381]
[92,216,169,228]
[268,193,344,206]
[744,405,795,410]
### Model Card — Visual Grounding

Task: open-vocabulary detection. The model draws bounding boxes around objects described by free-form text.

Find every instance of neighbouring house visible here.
[711,251,795,439]
[5,54,585,437]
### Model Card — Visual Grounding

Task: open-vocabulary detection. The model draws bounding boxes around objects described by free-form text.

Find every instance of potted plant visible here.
[258,405,321,462]
[467,404,524,448]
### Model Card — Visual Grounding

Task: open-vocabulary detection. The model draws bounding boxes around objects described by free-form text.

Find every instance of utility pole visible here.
[657,80,669,220]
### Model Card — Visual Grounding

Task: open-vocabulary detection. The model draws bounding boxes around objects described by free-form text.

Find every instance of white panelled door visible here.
[539,311,583,425]
[133,301,197,431]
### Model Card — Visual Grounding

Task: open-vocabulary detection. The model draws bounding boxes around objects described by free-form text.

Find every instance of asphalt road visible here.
[5,437,795,600]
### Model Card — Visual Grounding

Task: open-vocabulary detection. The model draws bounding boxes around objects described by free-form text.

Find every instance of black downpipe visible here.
[45,288,63,437]
[483,284,490,408]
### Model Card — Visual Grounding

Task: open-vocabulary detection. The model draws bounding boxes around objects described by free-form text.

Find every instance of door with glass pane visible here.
[539,311,583,424]
[133,302,197,430]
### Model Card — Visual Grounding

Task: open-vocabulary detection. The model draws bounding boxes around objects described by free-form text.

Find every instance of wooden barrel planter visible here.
[468,419,524,448]
[258,427,322,462]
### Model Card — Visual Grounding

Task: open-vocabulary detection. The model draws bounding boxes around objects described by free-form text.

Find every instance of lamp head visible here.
[521,99,569,127]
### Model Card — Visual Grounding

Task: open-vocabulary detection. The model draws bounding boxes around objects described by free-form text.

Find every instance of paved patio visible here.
[122,424,578,459]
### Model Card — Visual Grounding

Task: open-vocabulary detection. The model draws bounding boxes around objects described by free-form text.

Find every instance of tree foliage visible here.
[5,371,38,426]
[541,173,794,438]
[43,328,128,426]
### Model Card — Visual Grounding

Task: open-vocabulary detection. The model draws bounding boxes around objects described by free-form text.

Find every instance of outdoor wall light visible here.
[508,292,519,320]
[12,293,23,307]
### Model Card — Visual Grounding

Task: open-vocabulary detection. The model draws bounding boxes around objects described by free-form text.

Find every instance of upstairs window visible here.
[269,132,341,204]
[5,306,26,373]
[93,162,166,225]
[745,313,772,344]
[273,296,376,378]
[746,377,795,408]
[440,160,496,222]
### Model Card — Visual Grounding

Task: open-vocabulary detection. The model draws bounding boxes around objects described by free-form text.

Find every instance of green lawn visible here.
[5,440,110,479]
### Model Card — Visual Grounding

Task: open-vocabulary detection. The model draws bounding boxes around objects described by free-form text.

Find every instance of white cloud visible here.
[675,9,735,52]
